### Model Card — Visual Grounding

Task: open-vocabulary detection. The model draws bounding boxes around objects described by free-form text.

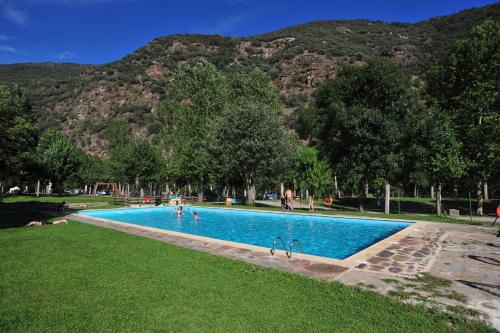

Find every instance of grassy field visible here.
[0,221,495,332]
[1,194,113,204]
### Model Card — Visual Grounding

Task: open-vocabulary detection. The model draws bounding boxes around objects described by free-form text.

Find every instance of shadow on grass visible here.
[0,202,73,229]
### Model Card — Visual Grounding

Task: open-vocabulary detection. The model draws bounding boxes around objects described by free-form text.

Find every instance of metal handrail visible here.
[270,237,286,255]
[286,239,303,258]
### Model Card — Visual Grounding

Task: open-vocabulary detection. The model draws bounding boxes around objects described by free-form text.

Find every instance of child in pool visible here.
[192,211,201,221]
[176,206,183,216]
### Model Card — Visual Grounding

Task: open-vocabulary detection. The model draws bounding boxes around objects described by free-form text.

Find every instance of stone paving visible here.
[69,213,500,329]
[354,225,447,275]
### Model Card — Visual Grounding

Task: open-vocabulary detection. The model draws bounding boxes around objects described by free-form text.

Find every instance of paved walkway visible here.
[69,212,500,329]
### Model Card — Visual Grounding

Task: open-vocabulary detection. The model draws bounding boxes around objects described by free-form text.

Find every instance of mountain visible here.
[1,3,499,155]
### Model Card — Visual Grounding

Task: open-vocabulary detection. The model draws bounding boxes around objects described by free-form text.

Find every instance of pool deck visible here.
[68,209,500,329]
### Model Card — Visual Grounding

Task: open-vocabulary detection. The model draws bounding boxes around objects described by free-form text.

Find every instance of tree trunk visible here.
[334,173,338,198]
[48,181,52,195]
[414,184,417,198]
[431,185,435,200]
[280,183,284,198]
[246,180,256,205]
[36,180,40,197]
[308,193,315,211]
[484,182,489,201]
[477,182,484,216]
[135,176,139,197]
[364,182,369,198]
[187,182,192,197]
[384,182,390,214]
[436,184,442,216]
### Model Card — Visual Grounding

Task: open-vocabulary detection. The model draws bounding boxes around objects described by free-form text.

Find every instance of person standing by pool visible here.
[285,188,294,210]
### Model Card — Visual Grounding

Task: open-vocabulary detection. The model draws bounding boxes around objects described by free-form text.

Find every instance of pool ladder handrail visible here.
[270,237,286,255]
[286,239,303,258]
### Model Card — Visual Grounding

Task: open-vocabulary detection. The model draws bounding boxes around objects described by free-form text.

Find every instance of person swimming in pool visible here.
[192,211,201,221]
[176,206,183,216]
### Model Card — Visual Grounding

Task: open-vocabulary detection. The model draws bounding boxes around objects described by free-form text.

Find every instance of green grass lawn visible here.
[0,221,494,332]
[1,194,113,204]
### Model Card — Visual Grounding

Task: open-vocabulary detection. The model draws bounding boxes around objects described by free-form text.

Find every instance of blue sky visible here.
[0,0,497,64]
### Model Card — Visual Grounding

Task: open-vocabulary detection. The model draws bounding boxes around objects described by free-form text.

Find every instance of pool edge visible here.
[69,209,422,268]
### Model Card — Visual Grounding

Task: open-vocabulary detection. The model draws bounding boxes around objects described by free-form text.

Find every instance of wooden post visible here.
[436,184,442,216]
[384,182,390,214]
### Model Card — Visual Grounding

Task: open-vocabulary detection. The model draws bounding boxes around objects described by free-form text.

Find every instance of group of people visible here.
[176,206,200,221]
[280,188,317,211]
[280,188,294,210]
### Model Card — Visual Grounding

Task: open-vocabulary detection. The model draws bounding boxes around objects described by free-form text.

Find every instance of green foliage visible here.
[294,147,332,196]
[309,59,412,189]
[104,120,133,154]
[0,86,38,180]
[36,129,80,192]
[209,99,295,194]
[157,60,230,186]
[79,154,114,185]
[426,19,500,185]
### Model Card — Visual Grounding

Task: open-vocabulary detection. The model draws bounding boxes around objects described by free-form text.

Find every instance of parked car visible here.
[264,191,278,200]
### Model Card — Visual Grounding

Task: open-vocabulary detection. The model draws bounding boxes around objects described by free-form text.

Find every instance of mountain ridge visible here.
[1,3,499,155]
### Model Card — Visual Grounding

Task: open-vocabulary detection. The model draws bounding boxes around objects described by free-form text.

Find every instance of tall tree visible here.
[294,147,332,211]
[157,60,230,195]
[307,59,413,212]
[209,100,295,205]
[36,129,80,193]
[0,86,37,181]
[426,19,500,215]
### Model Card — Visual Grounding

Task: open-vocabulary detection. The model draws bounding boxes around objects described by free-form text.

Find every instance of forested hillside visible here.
[1,3,499,155]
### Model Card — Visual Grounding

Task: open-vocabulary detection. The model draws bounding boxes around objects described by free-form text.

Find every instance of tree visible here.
[157,60,230,196]
[118,140,167,195]
[209,99,295,205]
[403,105,466,215]
[308,59,413,212]
[79,154,113,194]
[427,119,466,215]
[426,19,500,215]
[294,147,332,211]
[0,86,37,181]
[36,129,80,193]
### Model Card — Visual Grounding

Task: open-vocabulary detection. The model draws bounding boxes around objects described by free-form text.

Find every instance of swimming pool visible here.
[78,207,412,260]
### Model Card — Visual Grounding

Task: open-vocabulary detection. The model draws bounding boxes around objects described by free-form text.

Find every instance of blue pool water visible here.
[78,207,411,260]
